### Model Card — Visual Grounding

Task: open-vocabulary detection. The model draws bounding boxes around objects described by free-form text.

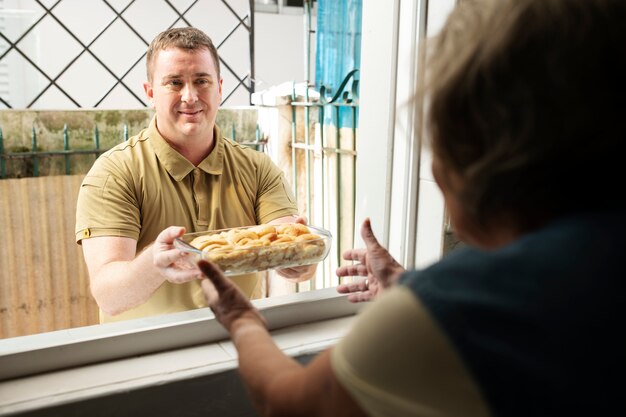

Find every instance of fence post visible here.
[32,126,39,177]
[94,125,100,151]
[63,124,71,175]
[255,123,262,152]
[123,124,128,141]
[0,127,5,179]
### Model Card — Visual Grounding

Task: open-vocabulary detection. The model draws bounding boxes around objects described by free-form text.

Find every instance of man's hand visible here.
[199,260,267,333]
[335,218,405,302]
[272,215,317,282]
[153,226,202,284]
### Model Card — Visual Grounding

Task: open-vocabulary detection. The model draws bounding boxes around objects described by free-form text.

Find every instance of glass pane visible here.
[56,53,117,108]
[17,14,83,79]
[52,0,117,45]
[0,49,50,108]
[0,0,45,43]
[90,19,147,78]
[122,0,178,43]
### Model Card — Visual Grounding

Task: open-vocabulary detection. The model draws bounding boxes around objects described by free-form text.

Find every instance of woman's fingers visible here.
[361,218,383,252]
[346,291,374,303]
[336,278,369,294]
[342,248,367,263]
[200,277,219,305]
[198,260,231,293]
[336,263,368,277]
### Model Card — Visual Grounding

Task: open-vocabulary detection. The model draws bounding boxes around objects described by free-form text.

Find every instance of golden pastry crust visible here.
[188,224,327,273]
[250,225,276,237]
[189,234,228,250]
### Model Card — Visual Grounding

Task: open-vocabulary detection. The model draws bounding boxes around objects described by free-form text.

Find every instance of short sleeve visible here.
[255,153,298,223]
[75,159,141,243]
[331,286,490,417]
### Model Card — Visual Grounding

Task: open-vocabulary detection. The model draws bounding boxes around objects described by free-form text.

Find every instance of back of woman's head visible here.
[426,0,626,230]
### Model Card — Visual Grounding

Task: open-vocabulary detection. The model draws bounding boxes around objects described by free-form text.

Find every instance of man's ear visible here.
[143,82,154,107]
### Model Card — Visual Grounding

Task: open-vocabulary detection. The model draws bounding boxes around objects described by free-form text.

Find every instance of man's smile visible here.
[178,109,203,115]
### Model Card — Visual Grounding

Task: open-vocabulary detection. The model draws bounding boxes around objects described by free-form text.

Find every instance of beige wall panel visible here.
[0,175,98,339]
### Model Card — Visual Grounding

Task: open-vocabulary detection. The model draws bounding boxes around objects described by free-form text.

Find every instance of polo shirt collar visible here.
[148,116,225,181]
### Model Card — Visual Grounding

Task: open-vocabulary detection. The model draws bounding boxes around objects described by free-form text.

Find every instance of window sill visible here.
[0,288,361,415]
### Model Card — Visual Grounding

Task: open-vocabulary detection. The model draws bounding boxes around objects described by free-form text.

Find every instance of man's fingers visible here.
[294,215,308,225]
[166,268,201,284]
[157,226,186,245]
[198,260,231,293]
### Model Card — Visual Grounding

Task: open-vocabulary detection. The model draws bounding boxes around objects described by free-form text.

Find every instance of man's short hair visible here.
[146,27,221,82]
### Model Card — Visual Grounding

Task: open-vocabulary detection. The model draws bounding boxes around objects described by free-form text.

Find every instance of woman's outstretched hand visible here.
[198,260,266,333]
[335,218,405,302]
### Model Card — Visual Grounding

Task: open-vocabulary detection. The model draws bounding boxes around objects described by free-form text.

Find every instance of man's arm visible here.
[82,226,201,316]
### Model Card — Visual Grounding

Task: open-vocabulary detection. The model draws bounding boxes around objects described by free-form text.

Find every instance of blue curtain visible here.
[315,0,362,128]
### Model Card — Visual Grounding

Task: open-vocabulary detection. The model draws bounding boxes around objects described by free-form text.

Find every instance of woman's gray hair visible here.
[424,0,626,230]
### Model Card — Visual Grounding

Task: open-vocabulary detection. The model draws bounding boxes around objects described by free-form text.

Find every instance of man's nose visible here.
[181,84,198,103]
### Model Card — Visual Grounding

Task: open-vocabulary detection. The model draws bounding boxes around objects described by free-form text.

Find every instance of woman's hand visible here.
[198,260,266,333]
[335,218,405,302]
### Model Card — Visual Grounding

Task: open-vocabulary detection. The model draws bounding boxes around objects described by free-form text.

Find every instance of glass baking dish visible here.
[174,223,332,275]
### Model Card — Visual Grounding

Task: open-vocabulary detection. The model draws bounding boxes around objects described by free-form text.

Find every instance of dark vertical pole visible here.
[32,126,39,177]
[94,126,100,149]
[94,125,100,163]
[0,127,5,179]
[64,124,71,175]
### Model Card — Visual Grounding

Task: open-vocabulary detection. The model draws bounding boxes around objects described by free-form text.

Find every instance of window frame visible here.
[0,0,452,384]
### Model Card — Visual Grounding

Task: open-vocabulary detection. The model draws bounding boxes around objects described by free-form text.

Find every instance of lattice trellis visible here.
[0,0,255,109]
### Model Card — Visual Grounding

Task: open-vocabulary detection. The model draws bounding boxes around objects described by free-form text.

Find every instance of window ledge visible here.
[0,288,361,380]
[0,314,355,415]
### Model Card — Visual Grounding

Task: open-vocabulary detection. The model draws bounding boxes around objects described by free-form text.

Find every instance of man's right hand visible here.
[152,226,202,284]
[82,226,202,316]
[335,218,405,302]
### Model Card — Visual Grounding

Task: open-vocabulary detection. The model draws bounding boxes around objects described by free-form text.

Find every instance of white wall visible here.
[255,12,312,93]
[0,0,311,109]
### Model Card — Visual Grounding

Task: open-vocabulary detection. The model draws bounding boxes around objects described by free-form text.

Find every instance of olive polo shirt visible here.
[76,116,298,323]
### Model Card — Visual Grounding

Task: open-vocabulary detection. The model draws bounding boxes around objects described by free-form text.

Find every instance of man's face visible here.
[143,47,222,145]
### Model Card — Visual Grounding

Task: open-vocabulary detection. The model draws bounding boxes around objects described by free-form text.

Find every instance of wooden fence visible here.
[0,175,99,339]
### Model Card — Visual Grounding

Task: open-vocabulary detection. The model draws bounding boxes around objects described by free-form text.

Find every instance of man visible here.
[76,27,313,323]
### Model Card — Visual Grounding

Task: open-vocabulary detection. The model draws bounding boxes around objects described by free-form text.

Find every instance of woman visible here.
[199,0,626,415]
